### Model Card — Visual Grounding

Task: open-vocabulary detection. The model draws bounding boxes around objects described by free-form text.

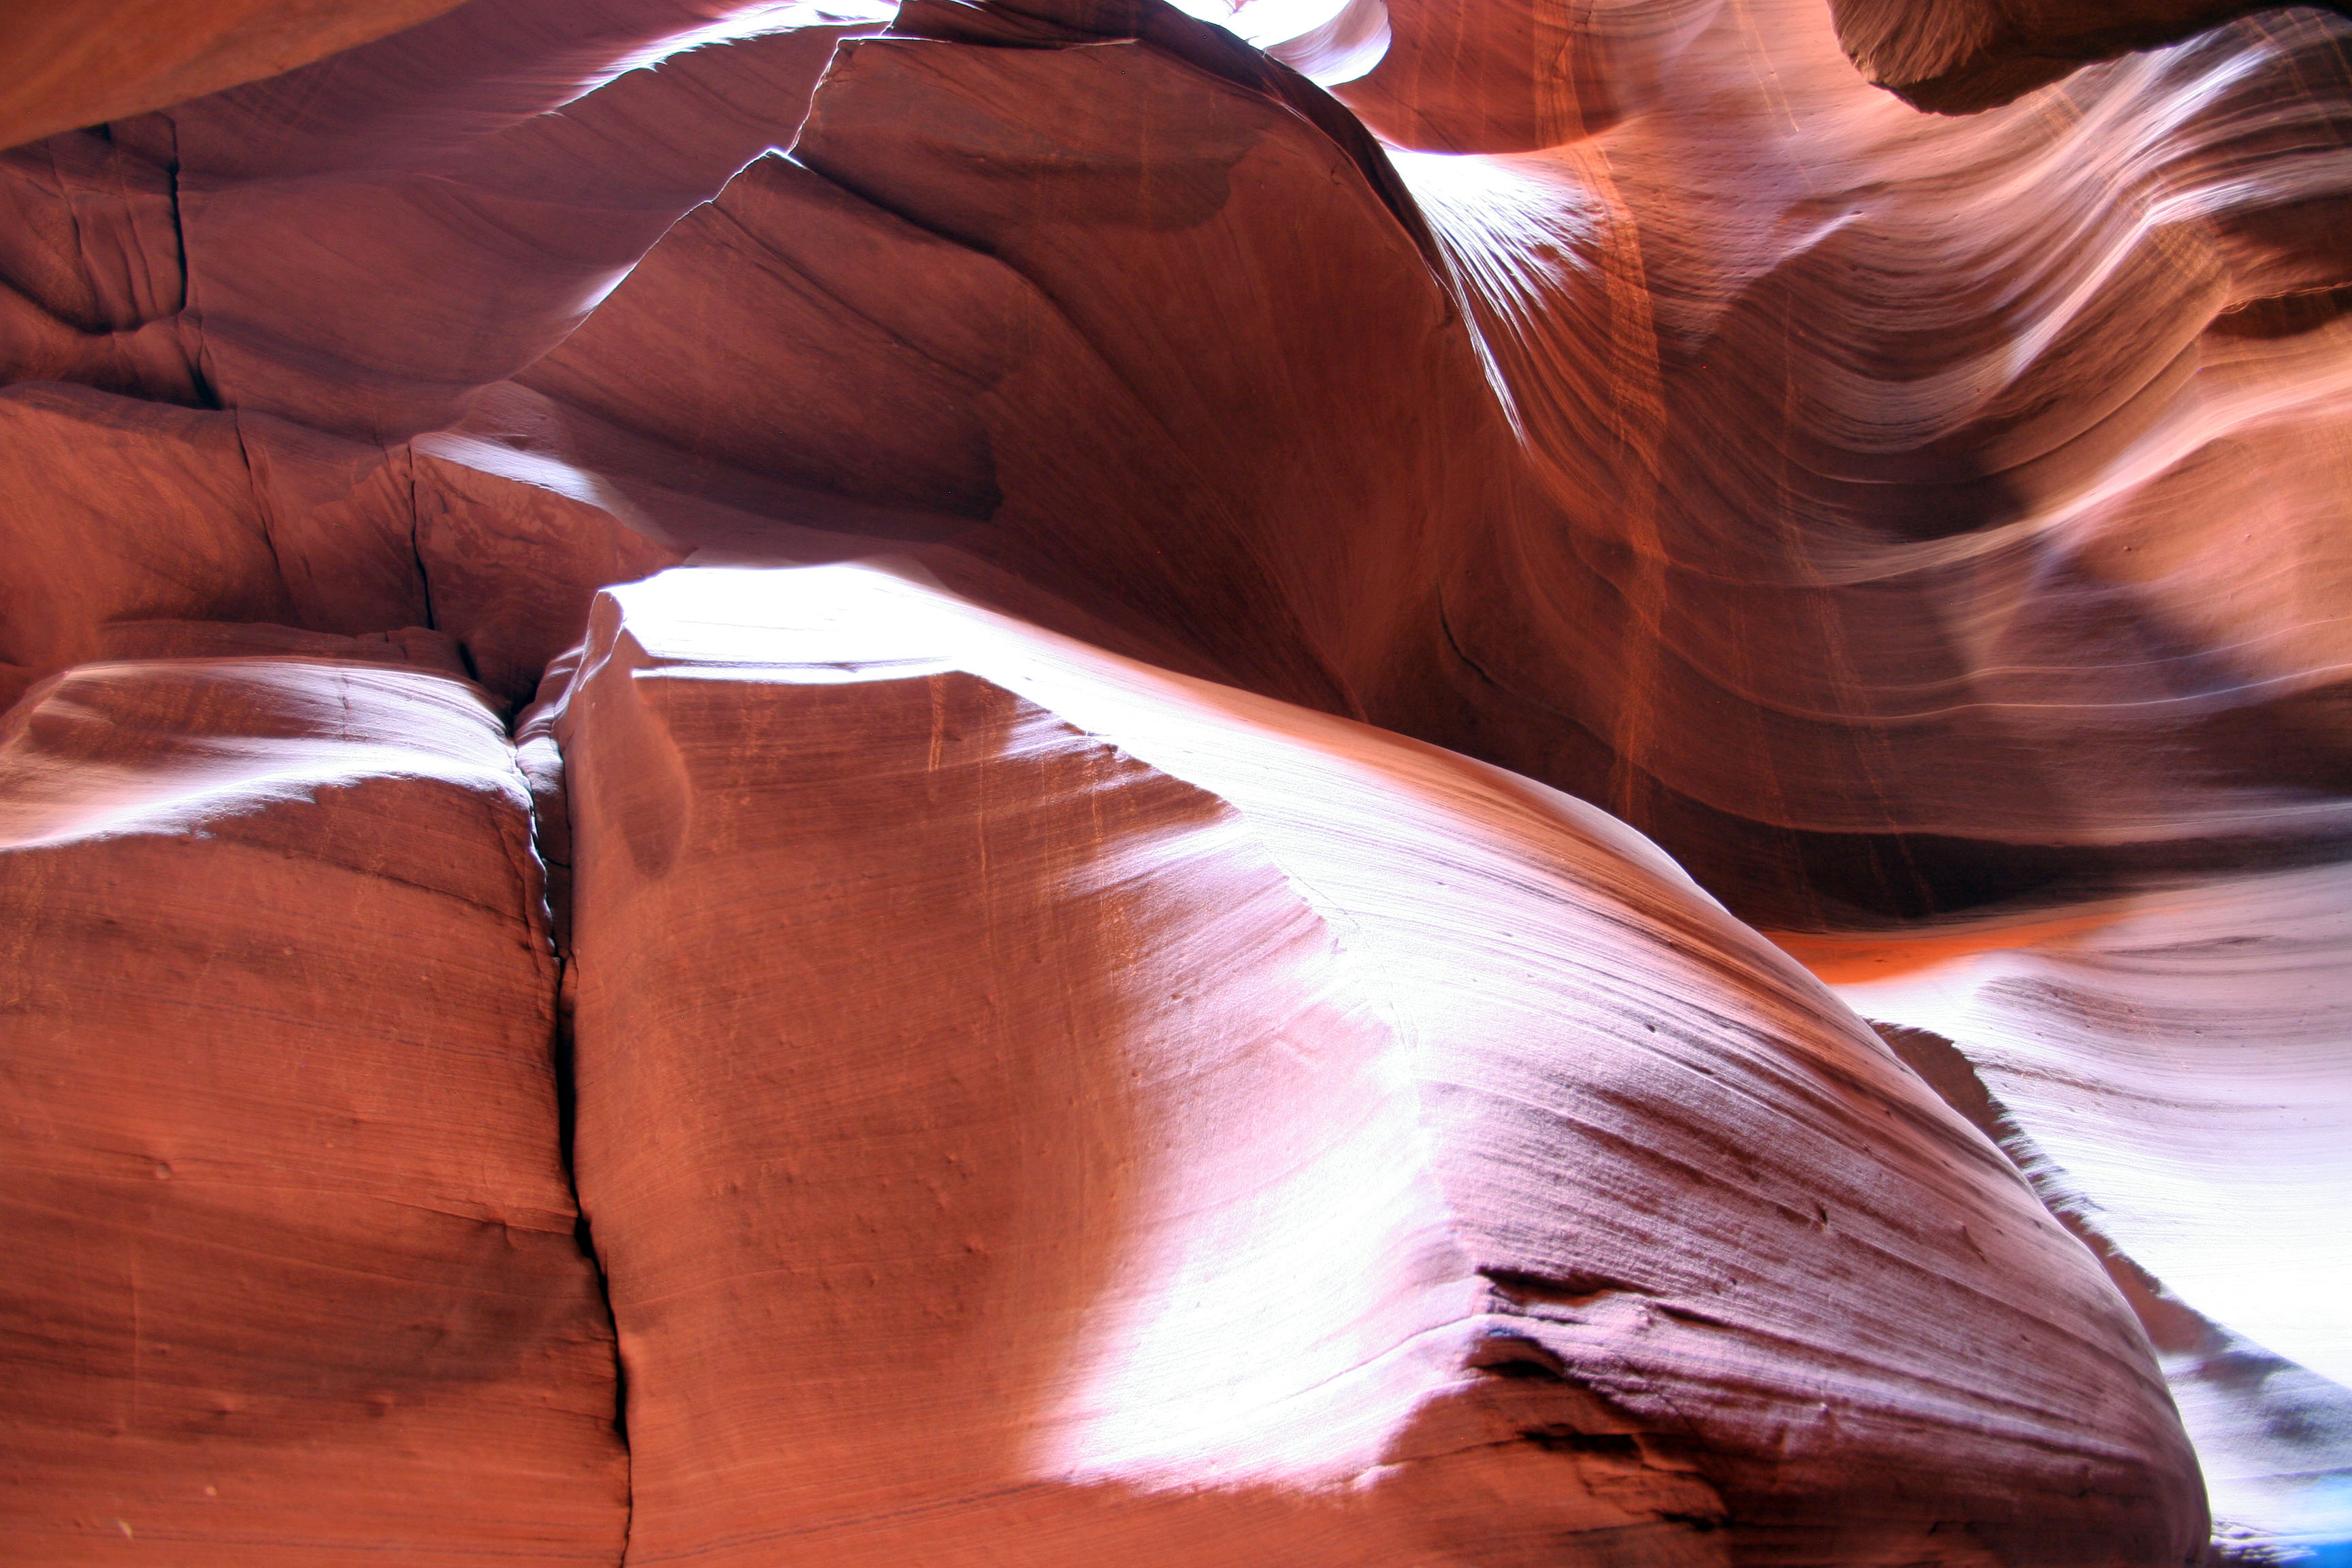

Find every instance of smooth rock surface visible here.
[1824,0,2349,112]
[1780,872,2352,1554]
[0,380,682,714]
[0,0,472,154]
[544,561,2202,1567]
[0,645,625,1563]
[509,0,2352,930]
[11,0,2349,927]
[0,0,2347,1556]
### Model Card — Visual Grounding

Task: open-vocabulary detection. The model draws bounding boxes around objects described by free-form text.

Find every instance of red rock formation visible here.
[0,0,473,153]
[0,381,681,713]
[1,0,2347,1558]
[0,641,625,1562]
[1780,872,2352,1558]
[1826,0,2352,112]
[543,563,2200,1565]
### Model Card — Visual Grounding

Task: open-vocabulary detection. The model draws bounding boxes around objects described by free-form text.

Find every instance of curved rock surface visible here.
[1780,874,2352,1556]
[0,0,473,153]
[1826,0,2352,112]
[543,562,2199,1565]
[0,641,625,1562]
[1,0,2347,1558]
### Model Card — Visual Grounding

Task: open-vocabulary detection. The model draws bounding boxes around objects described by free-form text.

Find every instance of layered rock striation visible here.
[2,0,2347,1558]
[0,638,625,1562]
[540,564,2198,1564]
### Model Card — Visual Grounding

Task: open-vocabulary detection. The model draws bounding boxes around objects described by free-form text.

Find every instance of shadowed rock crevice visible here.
[519,712,635,1565]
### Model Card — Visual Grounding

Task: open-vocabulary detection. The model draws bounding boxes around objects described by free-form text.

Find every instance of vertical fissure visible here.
[515,708,632,1565]
[405,446,439,632]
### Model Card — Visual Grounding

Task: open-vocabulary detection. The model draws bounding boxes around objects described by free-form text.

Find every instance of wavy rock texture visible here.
[1825,0,2352,113]
[1782,875,2352,1556]
[544,562,2198,1565]
[0,0,474,153]
[0,642,626,1563]
[0,0,2347,1558]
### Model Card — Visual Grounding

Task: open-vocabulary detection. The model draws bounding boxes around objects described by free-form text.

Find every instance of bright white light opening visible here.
[606,1,898,79]
[1168,0,1391,86]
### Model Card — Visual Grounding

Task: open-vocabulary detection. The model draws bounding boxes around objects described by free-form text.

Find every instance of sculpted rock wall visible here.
[0,642,625,1562]
[1,0,2346,1558]
[543,563,2200,1565]
[1345,0,2352,928]
[1780,871,2352,1555]
[0,380,681,715]
[0,0,474,154]
[1368,5,2352,1548]
[1825,0,2352,112]
[495,0,2352,928]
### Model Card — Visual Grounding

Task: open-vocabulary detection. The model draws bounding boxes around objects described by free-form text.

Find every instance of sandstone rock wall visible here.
[0,641,626,1562]
[542,563,2200,1564]
[2,0,2347,1558]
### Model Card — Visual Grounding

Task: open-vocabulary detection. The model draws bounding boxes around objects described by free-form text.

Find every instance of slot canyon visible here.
[0,0,2347,1561]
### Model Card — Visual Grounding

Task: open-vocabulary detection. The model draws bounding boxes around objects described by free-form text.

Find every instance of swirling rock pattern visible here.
[1825,0,2352,113]
[0,0,2346,1558]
